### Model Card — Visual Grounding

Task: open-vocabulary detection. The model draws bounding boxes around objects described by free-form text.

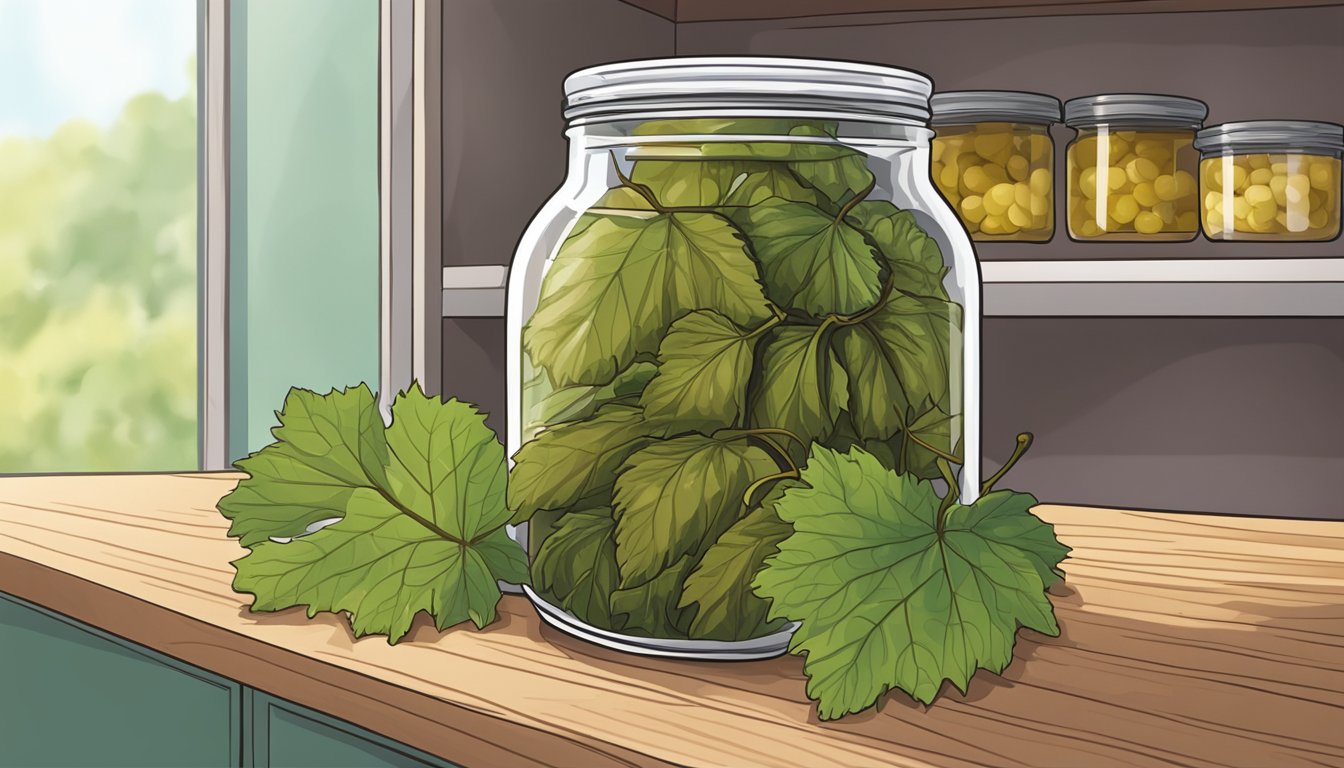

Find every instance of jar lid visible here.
[930,90,1061,125]
[562,57,933,125]
[1193,120,1344,155]
[1063,94,1207,129]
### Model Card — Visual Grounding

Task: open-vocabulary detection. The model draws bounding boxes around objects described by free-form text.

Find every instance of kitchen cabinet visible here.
[0,593,241,768]
[245,690,455,768]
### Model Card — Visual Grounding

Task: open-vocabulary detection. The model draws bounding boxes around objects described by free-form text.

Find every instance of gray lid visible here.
[930,90,1061,125]
[562,57,933,125]
[1063,94,1207,129]
[1194,120,1344,155]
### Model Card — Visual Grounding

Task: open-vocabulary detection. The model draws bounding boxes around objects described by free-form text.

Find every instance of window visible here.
[0,0,198,472]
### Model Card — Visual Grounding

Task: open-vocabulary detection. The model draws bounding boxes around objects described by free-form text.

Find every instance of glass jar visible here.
[1064,94,1206,241]
[506,57,980,660]
[1194,121,1343,241]
[931,90,1061,242]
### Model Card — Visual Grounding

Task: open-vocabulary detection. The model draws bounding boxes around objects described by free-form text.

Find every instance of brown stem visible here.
[981,432,1034,495]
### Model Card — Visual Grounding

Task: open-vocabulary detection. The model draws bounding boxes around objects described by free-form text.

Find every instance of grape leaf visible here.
[723,164,825,207]
[680,480,798,641]
[731,199,883,317]
[534,361,656,428]
[524,211,771,386]
[861,293,957,413]
[612,435,779,587]
[226,385,527,642]
[787,126,876,205]
[610,555,695,638]
[639,310,759,433]
[750,325,848,444]
[531,507,621,628]
[220,384,387,547]
[848,201,949,300]
[753,446,1067,719]
[631,160,750,207]
[902,405,958,479]
[509,404,661,523]
[834,324,911,442]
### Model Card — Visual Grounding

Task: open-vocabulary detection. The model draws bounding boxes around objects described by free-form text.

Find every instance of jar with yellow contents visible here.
[1194,121,1342,241]
[1064,94,1206,241]
[931,91,1060,241]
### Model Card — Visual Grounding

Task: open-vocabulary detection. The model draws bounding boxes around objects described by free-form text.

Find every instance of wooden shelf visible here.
[621,0,1344,24]
[982,257,1344,316]
[2,473,1342,767]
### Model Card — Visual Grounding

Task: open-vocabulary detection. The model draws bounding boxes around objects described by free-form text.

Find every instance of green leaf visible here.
[534,362,656,428]
[834,324,911,442]
[680,480,798,641]
[509,404,661,523]
[630,160,749,207]
[902,405,958,480]
[531,507,621,628]
[848,201,949,300]
[723,164,825,207]
[524,211,770,386]
[639,310,760,433]
[861,293,957,413]
[732,199,883,317]
[228,385,526,642]
[750,325,848,444]
[610,555,696,638]
[221,385,387,547]
[787,126,875,205]
[612,435,779,587]
[754,446,1066,719]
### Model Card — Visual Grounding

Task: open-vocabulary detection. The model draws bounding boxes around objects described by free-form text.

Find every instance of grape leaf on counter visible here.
[531,507,621,628]
[753,446,1067,720]
[224,384,527,642]
[612,435,780,587]
[679,480,798,641]
[731,199,883,317]
[508,404,662,524]
[524,211,770,386]
[220,384,387,548]
[639,310,759,433]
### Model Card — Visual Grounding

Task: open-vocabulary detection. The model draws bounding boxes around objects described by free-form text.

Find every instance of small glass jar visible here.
[1194,121,1343,241]
[1064,94,1207,241]
[931,91,1061,242]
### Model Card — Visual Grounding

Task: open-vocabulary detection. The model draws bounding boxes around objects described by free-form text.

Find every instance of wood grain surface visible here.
[0,473,1341,767]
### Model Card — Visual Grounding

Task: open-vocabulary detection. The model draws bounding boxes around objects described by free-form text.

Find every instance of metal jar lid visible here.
[930,90,1061,126]
[1063,94,1207,129]
[1193,120,1344,155]
[562,57,934,126]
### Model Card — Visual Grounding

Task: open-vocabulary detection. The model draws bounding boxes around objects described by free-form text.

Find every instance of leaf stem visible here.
[726,427,808,455]
[834,175,877,224]
[832,274,895,327]
[906,429,962,465]
[981,432,1034,496]
[935,459,960,530]
[741,470,800,509]
[610,151,665,212]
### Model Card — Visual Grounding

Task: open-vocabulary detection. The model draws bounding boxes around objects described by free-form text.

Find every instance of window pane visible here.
[0,0,197,472]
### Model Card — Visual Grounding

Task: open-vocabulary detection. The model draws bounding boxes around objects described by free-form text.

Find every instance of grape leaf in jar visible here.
[610,555,696,638]
[533,361,657,429]
[750,325,849,445]
[639,310,760,433]
[731,198,884,317]
[524,211,770,387]
[847,201,950,300]
[787,125,876,205]
[531,507,621,628]
[833,323,913,442]
[612,434,780,587]
[862,292,956,413]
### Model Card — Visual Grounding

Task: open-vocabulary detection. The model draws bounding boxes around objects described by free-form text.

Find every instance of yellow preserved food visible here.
[931,91,1060,242]
[1063,95,1206,242]
[1193,121,1343,242]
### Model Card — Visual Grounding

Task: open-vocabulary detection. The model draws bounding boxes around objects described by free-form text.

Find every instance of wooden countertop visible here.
[0,473,1341,767]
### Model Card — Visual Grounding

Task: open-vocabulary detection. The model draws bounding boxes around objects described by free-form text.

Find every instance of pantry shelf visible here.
[621,0,1344,23]
[981,257,1344,316]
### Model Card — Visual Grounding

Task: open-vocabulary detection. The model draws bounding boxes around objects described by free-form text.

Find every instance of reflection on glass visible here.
[0,0,198,471]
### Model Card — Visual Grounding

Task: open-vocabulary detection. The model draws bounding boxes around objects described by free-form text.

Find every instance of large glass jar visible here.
[931,90,1061,242]
[1064,94,1206,241]
[506,58,980,660]
[1194,120,1343,241]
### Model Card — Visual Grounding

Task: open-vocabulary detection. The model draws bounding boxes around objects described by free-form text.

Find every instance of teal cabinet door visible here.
[0,593,242,768]
[245,691,456,768]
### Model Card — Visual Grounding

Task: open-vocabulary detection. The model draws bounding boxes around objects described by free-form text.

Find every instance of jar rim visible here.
[930,90,1061,126]
[1063,93,1207,129]
[1193,120,1344,155]
[562,56,933,126]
